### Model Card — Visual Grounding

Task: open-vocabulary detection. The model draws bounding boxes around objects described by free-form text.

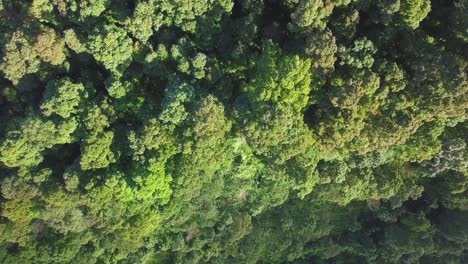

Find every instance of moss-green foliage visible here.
[86,24,134,74]
[0,0,467,263]
[0,31,41,85]
[0,117,77,168]
[41,78,87,118]
[159,77,194,125]
[287,0,334,32]
[79,101,116,170]
[399,0,431,29]
[33,27,67,66]
[337,37,377,69]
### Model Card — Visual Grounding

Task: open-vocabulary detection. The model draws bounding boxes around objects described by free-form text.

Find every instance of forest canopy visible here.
[0,0,467,263]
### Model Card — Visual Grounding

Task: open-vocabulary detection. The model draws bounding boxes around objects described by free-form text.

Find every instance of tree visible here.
[159,77,194,126]
[337,38,377,69]
[80,130,115,170]
[78,101,116,170]
[305,28,337,87]
[314,69,380,150]
[32,27,66,66]
[240,105,315,164]
[329,8,360,44]
[86,24,133,75]
[287,0,334,32]
[153,0,234,33]
[374,0,401,25]
[125,1,156,43]
[0,31,41,85]
[242,40,312,113]
[398,0,431,29]
[0,116,77,168]
[41,78,87,118]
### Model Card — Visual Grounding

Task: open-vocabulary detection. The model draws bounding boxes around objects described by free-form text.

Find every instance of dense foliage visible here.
[0,0,467,263]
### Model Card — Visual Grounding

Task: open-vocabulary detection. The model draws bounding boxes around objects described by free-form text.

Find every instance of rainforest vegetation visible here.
[0,0,467,263]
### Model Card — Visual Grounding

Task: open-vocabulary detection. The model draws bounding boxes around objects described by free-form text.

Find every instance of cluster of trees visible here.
[0,0,466,263]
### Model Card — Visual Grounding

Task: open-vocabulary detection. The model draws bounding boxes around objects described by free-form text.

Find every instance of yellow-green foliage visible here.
[242,41,312,113]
